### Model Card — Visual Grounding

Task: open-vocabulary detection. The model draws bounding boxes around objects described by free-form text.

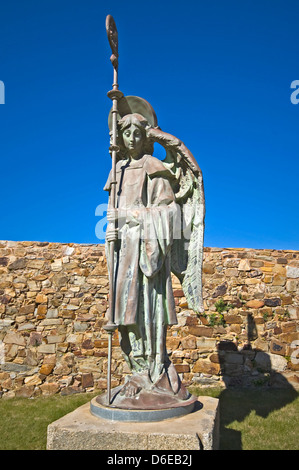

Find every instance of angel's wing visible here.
[162,146,205,314]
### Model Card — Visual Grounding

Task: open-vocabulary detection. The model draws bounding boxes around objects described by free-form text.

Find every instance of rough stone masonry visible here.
[0,240,298,398]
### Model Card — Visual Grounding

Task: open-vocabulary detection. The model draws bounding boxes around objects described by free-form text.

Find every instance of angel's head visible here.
[117,113,154,159]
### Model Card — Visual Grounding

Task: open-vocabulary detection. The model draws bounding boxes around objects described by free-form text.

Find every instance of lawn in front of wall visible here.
[0,392,98,450]
[0,387,298,450]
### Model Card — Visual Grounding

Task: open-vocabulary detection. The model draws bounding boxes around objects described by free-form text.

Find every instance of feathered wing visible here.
[162,146,205,314]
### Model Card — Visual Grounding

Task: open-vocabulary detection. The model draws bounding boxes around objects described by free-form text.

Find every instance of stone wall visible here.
[0,240,298,398]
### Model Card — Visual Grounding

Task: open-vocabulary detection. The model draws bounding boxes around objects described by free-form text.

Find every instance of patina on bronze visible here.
[97,15,205,420]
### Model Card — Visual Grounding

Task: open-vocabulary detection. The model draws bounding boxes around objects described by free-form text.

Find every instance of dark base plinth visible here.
[90,391,198,422]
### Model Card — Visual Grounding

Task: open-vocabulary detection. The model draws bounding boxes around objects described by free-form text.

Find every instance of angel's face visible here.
[122,124,144,159]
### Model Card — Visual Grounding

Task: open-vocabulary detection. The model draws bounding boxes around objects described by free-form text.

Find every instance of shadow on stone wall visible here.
[216,314,298,449]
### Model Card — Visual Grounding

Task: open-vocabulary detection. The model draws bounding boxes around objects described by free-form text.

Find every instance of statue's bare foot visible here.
[123,381,141,397]
[119,377,143,397]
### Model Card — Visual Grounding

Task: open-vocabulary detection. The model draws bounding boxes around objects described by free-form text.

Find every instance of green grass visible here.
[0,388,298,450]
[0,392,98,450]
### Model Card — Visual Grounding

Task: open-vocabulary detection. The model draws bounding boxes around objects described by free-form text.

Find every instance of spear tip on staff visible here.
[106,15,118,68]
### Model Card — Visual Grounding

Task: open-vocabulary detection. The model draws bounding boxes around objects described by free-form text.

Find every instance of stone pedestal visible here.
[47,396,219,450]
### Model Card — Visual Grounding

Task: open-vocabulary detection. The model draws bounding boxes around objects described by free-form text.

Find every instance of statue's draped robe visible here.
[104,154,178,383]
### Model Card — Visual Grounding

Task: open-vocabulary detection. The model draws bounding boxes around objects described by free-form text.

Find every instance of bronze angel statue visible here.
[103,95,205,410]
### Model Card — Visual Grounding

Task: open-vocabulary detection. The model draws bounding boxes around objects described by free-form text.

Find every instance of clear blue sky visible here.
[0,0,298,250]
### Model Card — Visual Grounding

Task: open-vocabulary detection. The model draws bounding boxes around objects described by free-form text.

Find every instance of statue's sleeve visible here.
[139,175,177,278]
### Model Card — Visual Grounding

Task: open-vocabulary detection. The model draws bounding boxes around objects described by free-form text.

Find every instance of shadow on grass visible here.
[218,385,298,450]
[216,313,298,450]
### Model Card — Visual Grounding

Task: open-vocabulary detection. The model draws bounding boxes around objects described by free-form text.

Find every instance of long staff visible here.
[104,15,123,405]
